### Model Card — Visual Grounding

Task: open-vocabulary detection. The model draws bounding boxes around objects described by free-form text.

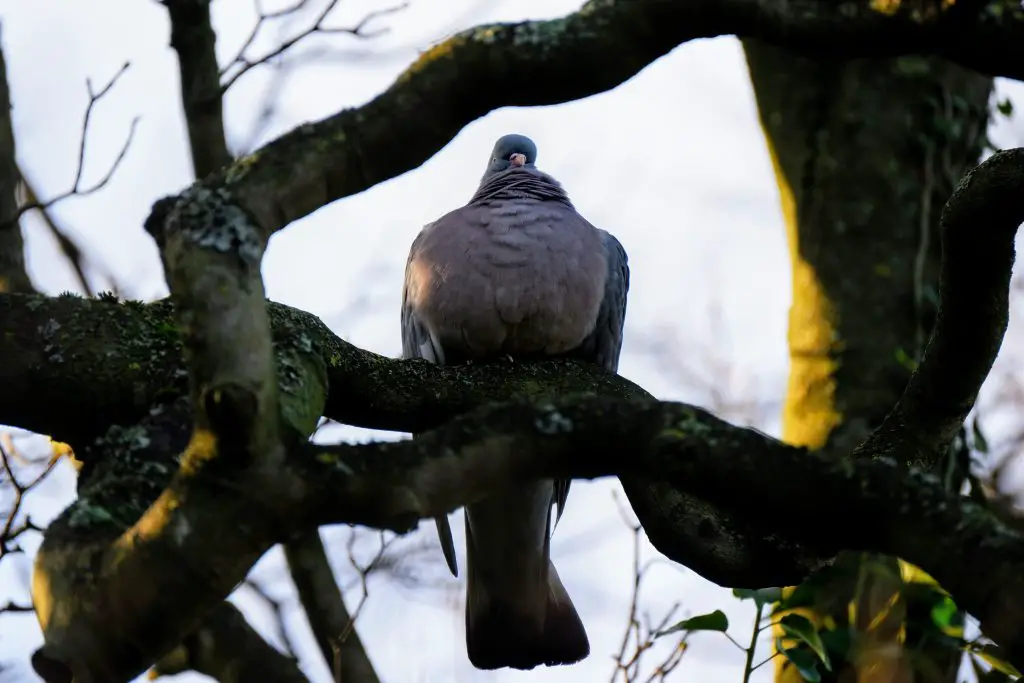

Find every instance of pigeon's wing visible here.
[554,229,631,524]
[401,229,446,365]
[575,229,631,373]
[401,228,459,577]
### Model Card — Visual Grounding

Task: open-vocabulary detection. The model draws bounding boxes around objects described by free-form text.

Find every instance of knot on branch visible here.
[203,383,259,444]
[31,648,73,683]
[141,194,179,250]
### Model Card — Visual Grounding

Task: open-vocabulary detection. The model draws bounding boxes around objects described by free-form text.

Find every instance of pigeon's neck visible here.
[469,168,574,207]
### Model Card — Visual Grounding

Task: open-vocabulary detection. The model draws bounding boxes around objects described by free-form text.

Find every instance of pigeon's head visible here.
[483,134,537,177]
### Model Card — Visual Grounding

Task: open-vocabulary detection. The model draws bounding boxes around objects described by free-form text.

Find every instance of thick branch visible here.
[31,187,313,682]
[283,532,380,683]
[294,395,1024,669]
[164,0,231,177]
[856,149,1024,466]
[0,287,825,589]
[156,0,1024,245]
[0,39,33,293]
[148,602,309,683]
[34,390,1024,678]
[21,142,1023,680]
[0,293,630,443]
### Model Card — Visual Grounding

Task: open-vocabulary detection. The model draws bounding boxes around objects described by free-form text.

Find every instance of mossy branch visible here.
[144,0,1024,247]
[15,147,1024,680]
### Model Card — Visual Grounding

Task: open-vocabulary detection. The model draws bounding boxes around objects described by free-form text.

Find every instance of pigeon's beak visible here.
[509,153,527,167]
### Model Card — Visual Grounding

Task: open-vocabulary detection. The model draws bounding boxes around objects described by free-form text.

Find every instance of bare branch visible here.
[142,0,1024,249]
[609,496,688,683]
[11,63,137,227]
[163,0,231,177]
[284,531,380,683]
[219,0,409,93]
[72,66,130,190]
[0,38,32,293]
[0,600,34,615]
[15,145,1024,680]
[14,168,122,297]
[0,440,61,558]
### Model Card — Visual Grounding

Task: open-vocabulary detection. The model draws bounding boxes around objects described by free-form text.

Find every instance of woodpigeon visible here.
[400,133,630,671]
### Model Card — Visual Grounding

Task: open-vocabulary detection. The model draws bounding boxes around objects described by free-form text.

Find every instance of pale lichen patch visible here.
[534,406,573,435]
[169,186,264,264]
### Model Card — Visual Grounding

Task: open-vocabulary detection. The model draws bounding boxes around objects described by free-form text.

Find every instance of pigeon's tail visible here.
[463,513,590,670]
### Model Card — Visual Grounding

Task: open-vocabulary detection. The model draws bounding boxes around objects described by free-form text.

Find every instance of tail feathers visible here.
[465,559,590,670]
[434,514,459,577]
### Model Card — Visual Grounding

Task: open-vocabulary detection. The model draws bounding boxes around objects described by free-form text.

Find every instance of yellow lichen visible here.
[396,36,465,85]
[870,0,902,15]
[762,134,843,451]
[177,427,217,476]
[223,151,261,186]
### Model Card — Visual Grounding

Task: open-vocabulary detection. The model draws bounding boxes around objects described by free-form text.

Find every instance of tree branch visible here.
[148,601,310,683]
[5,0,1024,675]
[218,0,408,94]
[283,531,380,683]
[10,62,138,228]
[162,0,1024,248]
[11,144,1024,680]
[0,38,33,294]
[22,146,1024,681]
[855,148,1024,467]
[0,288,819,589]
[16,168,118,297]
[164,0,231,177]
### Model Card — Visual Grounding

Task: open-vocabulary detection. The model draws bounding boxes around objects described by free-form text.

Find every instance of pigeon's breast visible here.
[408,199,609,360]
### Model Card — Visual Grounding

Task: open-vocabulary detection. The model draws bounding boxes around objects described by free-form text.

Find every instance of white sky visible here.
[1,1,1023,682]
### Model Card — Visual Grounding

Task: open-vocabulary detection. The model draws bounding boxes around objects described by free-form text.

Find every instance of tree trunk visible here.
[742,43,992,683]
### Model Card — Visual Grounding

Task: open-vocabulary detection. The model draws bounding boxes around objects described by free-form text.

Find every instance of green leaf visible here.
[819,628,853,659]
[971,644,1023,678]
[778,641,822,683]
[929,595,958,629]
[780,614,832,671]
[894,347,918,371]
[776,584,815,612]
[733,587,784,608]
[997,98,1014,118]
[775,569,838,613]
[658,610,729,636]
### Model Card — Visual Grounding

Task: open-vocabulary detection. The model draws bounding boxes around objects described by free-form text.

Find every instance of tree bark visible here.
[743,43,992,683]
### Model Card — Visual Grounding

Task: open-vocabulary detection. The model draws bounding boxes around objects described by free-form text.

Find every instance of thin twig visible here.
[609,491,688,682]
[220,1,409,93]
[240,577,299,657]
[0,440,61,558]
[15,166,122,297]
[10,63,138,228]
[0,600,34,614]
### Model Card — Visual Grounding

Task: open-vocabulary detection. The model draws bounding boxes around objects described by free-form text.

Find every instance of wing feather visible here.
[554,230,630,525]
[401,229,459,576]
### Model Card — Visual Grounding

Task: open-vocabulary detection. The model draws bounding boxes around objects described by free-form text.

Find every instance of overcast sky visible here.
[1,1,1023,682]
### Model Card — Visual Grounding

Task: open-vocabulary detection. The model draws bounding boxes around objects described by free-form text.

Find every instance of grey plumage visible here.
[400,133,630,671]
